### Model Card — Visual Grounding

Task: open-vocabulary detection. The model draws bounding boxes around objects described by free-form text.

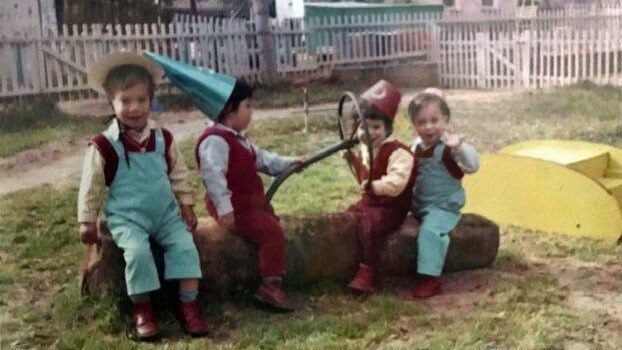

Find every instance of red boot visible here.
[348,265,375,293]
[255,280,293,311]
[178,300,209,336]
[411,275,442,298]
[132,301,159,339]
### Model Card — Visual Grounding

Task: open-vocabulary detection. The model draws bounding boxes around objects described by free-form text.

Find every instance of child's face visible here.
[411,103,448,146]
[111,83,151,131]
[229,98,253,132]
[358,119,388,149]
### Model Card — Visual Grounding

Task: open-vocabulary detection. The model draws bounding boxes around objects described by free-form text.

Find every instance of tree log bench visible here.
[81,213,499,298]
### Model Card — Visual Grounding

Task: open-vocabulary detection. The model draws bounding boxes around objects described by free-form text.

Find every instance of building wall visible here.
[0,0,41,39]
[276,0,304,23]
[452,0,516,14]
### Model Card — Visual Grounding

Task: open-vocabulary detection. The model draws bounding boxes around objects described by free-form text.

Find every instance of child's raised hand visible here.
[218,212,235,232]
[181,205,198,233]
[440,131,464,150]
[79,222,99,245]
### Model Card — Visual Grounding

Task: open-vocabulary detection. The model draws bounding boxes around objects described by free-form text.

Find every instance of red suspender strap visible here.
[441,146,464,180]
[161,128,174,175]
[91,135,118,187]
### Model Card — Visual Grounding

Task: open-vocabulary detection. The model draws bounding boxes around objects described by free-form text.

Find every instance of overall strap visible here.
[440,145,464,180]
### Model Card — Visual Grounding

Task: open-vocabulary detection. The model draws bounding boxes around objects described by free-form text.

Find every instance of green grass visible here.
[3,85,622,348]
[0,98,105,157]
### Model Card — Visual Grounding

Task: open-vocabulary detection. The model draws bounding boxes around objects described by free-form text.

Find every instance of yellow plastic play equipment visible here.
[463,140,622,243]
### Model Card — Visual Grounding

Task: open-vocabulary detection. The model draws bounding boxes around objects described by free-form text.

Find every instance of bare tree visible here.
[251,0,278,84]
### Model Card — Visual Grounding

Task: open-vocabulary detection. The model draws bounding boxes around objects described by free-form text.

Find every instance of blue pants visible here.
[108,211,202,295]
[416,207,461,276]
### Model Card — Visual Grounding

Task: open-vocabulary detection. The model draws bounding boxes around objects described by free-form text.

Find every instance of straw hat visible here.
[88,50,164,94]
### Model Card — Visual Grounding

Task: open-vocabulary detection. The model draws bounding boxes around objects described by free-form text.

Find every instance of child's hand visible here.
[218,212,235,232]
[79,222,99,245]
[440,131,464,151]
[291,157,307,173]
[360,179,371,193]
[181,205,198,233]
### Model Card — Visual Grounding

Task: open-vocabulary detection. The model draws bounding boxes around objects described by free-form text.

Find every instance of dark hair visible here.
[218,79,253,121]
[407,93,451,121]
[103,64,156,100]
[351,99,394,136]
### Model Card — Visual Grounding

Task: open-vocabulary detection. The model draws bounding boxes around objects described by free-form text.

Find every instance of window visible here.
[443,0,455,6]
[482,0,494,6]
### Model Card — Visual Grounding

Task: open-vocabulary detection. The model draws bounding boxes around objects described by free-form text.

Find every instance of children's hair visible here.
[351,99,394,136]
[407,92,451,121]
[218,79,253,121]
[103,64,156,100]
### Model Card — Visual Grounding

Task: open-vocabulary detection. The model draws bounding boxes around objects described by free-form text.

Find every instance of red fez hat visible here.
[360,80,402,120]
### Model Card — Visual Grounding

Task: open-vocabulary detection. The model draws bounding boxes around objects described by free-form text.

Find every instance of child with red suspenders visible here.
[78,51,207,339]
[407,88,480,298]
[345,80,417,293]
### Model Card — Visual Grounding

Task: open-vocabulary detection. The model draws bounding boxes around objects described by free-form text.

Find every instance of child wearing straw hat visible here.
[144,52,302,311]
[77,51,207,339]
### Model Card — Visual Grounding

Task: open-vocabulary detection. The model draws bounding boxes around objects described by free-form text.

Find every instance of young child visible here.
[345,80,416,293]
[78,51,207,339]
[407,88,480,298]
[194,79,301,311]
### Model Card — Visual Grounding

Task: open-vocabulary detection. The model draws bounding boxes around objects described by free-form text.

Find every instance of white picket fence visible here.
[438,7,622,89]
[0,17,261,100]
[6,7,622,101]
[0,13,439,100]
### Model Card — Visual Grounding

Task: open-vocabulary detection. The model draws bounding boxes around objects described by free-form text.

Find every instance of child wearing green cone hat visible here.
[78,51,208,339]
[143,52,302,311]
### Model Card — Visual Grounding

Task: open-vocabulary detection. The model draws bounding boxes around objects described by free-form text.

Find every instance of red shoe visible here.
[410,275,442,298]
[132,301,159,339]
[254,280,293,312]
[348,265,375,293]
[178,300,209,336]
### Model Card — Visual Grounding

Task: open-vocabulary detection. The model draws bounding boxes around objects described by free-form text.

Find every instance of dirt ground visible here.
[0,88,519,195]
[0,99,337,195]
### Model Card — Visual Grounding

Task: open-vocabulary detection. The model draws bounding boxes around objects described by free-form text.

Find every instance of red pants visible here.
[233,209,286,278]
[347,201,408,267]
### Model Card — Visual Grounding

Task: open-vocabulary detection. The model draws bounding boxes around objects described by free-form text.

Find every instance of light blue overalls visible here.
[412,143,464,277]
[104,129,202,296]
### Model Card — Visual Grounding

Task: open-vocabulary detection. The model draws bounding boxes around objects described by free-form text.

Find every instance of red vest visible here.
[195,127,269,217]
[358,140,416,211]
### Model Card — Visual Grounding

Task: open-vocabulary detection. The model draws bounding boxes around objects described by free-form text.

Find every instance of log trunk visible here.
[81,213,499,298]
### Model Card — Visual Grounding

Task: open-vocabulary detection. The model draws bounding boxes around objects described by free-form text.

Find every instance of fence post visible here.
[251,0,278,84]
[476,32,487,88]
[520,30,531,89]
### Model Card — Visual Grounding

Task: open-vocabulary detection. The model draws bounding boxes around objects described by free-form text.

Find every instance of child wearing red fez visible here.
[345,80,416,293]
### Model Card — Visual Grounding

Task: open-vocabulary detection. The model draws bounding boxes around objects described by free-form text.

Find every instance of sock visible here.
[179,289,198,302]
[129,293,149,303]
